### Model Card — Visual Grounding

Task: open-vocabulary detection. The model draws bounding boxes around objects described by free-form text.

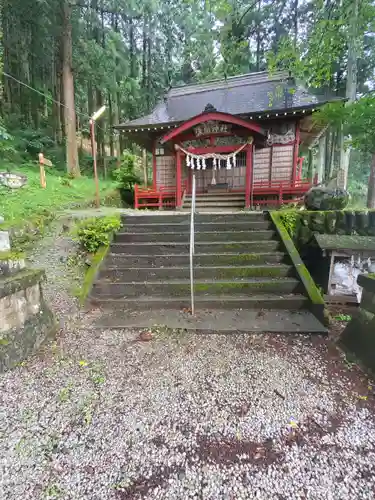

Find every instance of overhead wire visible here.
[3,71,107,133]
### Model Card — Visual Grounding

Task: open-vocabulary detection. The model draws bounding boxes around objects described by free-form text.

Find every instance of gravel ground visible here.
[1,224,375,499]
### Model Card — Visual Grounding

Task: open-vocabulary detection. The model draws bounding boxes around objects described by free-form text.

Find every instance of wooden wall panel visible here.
[253,145,294,183]
[271,145,294,181]
[253,148,271,182]
[156,155,176,188]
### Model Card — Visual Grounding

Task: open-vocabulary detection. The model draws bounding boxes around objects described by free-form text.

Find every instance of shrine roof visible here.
[116,70,342,131]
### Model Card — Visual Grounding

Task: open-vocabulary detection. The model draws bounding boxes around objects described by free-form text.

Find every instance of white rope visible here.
[178,140,252,170]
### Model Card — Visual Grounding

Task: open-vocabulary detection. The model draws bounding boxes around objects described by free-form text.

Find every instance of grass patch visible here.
[0,163,118,230]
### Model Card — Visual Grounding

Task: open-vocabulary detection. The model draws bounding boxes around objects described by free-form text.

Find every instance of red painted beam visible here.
[183,145,247,155]
[160,111,265,144]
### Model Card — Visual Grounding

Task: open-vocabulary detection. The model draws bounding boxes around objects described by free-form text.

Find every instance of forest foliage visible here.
[0,0,375,203]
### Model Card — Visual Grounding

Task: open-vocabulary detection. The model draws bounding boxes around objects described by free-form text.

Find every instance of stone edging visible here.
[270,211,326,324]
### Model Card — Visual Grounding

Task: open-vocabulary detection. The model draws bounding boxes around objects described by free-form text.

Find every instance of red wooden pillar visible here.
[292,122,300,187]
[134,184,139,209]
[152,142,157,190]
[245,144,253,209]
[176,149,182,208]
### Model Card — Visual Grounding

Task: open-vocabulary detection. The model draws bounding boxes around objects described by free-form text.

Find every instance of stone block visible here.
[0,232,10,252]
[340,274,375,374]
[340,309,375,374]
[361,289,375,315]
[0,302,56,372]
[0,258,26,276]
[0,284,43,334]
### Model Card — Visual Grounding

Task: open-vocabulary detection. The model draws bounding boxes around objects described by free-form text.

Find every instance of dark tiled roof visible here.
[117,71,330,129]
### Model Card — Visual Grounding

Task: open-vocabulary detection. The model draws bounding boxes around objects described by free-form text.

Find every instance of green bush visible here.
[112,150,141,189]
[280,210,299,237]
[76,216,121,253]
[0,121,17,162]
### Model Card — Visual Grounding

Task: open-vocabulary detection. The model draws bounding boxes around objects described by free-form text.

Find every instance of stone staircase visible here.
[182,192,245,211]
[90,212,312,312]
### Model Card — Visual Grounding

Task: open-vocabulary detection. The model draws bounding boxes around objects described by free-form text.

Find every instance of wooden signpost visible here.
[38,153,53,188]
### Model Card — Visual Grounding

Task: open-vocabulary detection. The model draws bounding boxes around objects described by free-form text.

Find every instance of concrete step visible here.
[98,264,295,282]
[185,192,246,198]
[104,251,289,268]
[184,196,245,205]
[110,240,282,255]
[93,308,326,334]
[121,213,266,224]
[91,277,302,298]
[119,220,273,233]
[181,207,245,213]
[89,293,309,311]
[114,230,277,243]
[184,201,244,208]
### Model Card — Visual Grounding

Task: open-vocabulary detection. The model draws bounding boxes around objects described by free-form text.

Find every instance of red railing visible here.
[251,177,313,206]
[134,176,314,210]
[134,180,187,210]
[134,184,176,209]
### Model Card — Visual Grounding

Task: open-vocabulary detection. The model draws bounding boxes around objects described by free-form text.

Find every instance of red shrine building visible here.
[115,71,332,210]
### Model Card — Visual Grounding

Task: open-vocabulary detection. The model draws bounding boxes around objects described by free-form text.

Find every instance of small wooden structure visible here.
[115,71,341,210]
[315,234,375,304]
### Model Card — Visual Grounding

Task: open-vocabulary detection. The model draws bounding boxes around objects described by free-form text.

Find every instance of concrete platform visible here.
[93,308,327,334]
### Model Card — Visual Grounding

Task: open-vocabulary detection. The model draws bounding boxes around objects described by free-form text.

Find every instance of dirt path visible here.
[1,227,375,499]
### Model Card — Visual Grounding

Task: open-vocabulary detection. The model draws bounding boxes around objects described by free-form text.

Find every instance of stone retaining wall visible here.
[0,269,55,372]
[340,274,375,374]
[279,210,375,248]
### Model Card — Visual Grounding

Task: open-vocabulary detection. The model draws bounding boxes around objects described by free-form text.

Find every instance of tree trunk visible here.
[307,149,313,181]
[328,131,337,179]
[293,0,298,49]
[256,0,261,71]
[147,28,152,110]
[317,135,326,183]
[338,0,359,189]
[52,47,62,144]
[108,93,114,157]
[142,16,147,90]
[112,13,121,157]
[130,18,136,79]
[367,153,375,208]
[62,0,80,176]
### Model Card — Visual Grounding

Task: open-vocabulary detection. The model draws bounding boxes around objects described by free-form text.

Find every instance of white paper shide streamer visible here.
[178,140,251,172]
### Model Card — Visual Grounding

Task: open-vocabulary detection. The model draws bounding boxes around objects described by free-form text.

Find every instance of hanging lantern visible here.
[202,158,206,170]
[197,157,201,170]
[233,154,237,168]
[226,157,231,170]
[213,157,217,170]
[186,155,190,167]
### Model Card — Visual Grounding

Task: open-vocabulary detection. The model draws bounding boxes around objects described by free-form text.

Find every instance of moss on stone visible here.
[0,269,45,299]
[216,265,291,279]
[194,280,292,293]
[0,250,25,261]
[315,234,375,251]
[75,245,110,305]
[270,212,325,310]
